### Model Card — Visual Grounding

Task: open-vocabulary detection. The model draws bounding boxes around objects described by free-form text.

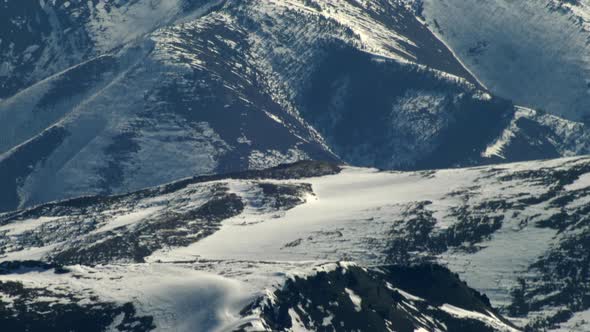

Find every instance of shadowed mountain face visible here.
[1,0,590,212]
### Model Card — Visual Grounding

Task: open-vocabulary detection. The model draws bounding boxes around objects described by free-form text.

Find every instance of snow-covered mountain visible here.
[3,2,590,331]
[2,0,590,213]
[2,157,590,331]
[416,0,590,122]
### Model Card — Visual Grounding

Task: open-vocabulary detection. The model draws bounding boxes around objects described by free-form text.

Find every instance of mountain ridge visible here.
[2,0,590,213]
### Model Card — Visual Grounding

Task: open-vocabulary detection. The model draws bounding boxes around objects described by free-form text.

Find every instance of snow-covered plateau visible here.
[1,157,590,331]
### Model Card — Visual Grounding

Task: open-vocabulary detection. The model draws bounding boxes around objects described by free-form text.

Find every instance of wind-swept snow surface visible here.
[2,158,590,330]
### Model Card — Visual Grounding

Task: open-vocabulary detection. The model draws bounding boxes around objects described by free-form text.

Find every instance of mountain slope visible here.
[2,0,590,212]
[2,157,590,330]
[417,0,590,122]
[0,0,215,99]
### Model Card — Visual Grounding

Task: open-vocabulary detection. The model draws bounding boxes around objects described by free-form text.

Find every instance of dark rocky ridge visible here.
[240,263,518,332]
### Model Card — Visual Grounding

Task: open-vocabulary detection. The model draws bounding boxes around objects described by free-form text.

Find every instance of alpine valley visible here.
[1,0,590,331]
